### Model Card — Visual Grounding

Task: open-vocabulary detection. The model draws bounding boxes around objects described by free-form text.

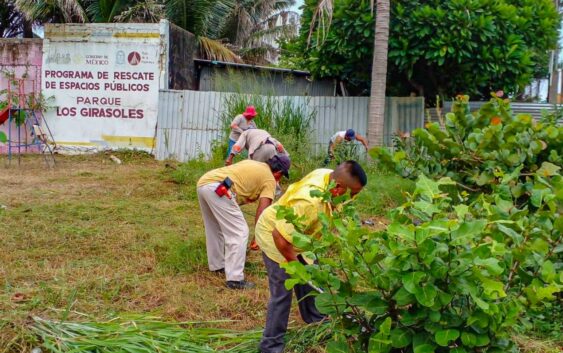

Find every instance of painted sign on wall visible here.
[42,22,169,150]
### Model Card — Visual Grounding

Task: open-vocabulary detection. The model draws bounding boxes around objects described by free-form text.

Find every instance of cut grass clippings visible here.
[31,316,333,353]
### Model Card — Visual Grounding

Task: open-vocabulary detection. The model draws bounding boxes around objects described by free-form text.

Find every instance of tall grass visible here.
[219,93,318,178]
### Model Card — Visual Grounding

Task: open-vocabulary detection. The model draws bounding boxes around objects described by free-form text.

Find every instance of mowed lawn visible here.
[0,152,406,350]
[0,153,276,350]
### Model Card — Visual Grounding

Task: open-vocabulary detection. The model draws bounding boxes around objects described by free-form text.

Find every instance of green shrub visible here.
[279,95,561,352]
[372,94,562,201]
[280,173,561,353]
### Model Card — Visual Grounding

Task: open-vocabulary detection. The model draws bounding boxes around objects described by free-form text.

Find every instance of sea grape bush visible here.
[279,96,561,352]
[372,94,562,202]
[280,172,561,352]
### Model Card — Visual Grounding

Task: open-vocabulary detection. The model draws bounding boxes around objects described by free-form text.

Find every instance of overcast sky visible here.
[291,0,304,13]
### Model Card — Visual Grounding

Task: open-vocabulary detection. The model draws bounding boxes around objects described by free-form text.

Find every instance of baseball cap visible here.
[271,154,291,178]
[345,129,356,139]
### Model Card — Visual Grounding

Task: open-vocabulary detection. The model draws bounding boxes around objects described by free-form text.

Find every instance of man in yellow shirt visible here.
[255,160,367,353]
[197,155,290,290]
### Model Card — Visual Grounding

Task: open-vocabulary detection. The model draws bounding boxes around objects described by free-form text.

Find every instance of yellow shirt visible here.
[197,160,276,205]
[255,168,333,264]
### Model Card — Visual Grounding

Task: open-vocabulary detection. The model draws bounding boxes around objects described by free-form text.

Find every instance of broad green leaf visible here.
[451,220,487,245]
[531,189,549,207]
[413,343,435,353]
[415,175,442,200]
[537,162,561,177]
[367,298,388,315]
[454,204,469,219]
[531,238,549,254]
[437,290,453,306]
[393,287,415,306]
[497,224,523,245]
[467,311,489,329]
[413,201,440,216]
[348,292,376,307]
[315,293,346,315]
[461,332,477,347]
[429,311,441,322]
[540,260,556,282]
[399,310,427,326]
[480,278,506,299]
[524,281,559,305]
[414,284,437,307]
[379,317,392,335]
[292,232,313,249]
[494,197,513,214]
[390,328,412,348]
[475,334,490,347]
[388,223,415,241]
[368,337,391,353]
[0,131,6,143]
[474,258,504,275]
[402,272,426,294]
[435,329,460,346]
[284,278,301,290]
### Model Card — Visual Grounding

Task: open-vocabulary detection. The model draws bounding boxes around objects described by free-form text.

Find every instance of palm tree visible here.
[0,0,33,37]
[86,0,130,22]
[15,0,87,23]
[367,0,389,147]
[308,0,390,147]
[15,0,296,63]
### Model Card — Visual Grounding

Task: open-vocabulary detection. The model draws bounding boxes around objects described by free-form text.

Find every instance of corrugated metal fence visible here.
[428,101,563,122]
[156,90,424,162]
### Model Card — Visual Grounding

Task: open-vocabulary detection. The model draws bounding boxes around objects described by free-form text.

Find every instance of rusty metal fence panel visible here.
[155,90,425,162]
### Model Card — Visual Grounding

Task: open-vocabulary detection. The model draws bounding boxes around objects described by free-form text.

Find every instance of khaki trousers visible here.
[251,143,276,163]
[197,183,249,281]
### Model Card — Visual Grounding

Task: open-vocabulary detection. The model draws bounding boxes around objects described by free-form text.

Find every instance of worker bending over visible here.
[325,129,368,165]
[197,156,290,290]
[225,129,288,166]
[255,160,367,353]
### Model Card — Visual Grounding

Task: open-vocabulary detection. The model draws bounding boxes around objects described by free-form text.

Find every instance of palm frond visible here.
[56,0,87,22]
[16,0,87,23]
[0,0,28,37]
[86,0,126,22]
[307,0,333,47]
[114,0,164,22]
[165,0,234,38]
[199,36,243,63]
[247,22,297,45]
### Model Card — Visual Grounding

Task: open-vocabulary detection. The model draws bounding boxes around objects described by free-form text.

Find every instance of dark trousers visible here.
[260,253,326,353]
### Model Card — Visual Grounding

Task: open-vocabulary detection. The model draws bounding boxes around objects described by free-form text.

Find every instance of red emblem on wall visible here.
[127,52,141,65]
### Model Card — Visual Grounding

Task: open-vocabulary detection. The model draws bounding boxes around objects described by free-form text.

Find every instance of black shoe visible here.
[226,280,256,290]
[211,268,225,274]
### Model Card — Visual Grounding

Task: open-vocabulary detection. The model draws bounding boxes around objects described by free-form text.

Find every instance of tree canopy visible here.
[7,0,296,64]
[281,0,560,99]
